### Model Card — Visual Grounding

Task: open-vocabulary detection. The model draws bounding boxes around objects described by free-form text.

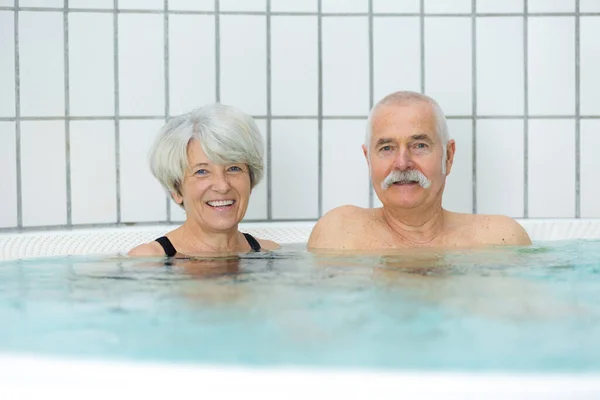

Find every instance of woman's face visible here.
[172,139,252,233]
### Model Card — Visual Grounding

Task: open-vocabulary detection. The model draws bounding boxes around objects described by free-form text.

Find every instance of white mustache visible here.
[381,169,431,190]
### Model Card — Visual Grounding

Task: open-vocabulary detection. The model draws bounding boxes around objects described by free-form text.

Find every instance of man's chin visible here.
[381,196,425,210]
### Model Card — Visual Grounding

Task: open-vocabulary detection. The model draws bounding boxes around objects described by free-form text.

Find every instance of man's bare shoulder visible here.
[471,214,532,246]
[307,205,374,250]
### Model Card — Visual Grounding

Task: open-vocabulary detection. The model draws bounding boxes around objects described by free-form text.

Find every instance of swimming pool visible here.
[1,219,600,399]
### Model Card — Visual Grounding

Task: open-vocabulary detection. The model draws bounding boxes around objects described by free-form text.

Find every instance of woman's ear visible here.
[171,184,184,205]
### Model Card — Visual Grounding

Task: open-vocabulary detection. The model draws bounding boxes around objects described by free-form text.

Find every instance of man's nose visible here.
[392,148,414,170]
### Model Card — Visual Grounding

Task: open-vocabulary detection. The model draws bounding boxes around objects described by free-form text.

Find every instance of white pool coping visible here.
[2,218,600,398]
[2,218,600,262]
[1,353,600,400]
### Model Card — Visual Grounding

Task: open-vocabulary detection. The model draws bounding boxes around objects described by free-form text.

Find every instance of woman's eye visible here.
[228,166,243,172]
[194,169,209,175]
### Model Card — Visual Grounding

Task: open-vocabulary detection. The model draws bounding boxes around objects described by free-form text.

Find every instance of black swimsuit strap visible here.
[156,234,260,255]
[155,236,177,257]
[243,233,261,252]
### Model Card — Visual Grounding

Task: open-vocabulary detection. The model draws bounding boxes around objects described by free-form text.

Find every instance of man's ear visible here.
[445,139,456,176]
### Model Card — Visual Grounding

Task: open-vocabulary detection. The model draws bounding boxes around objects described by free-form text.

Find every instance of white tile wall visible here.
[425,0,471,13]
[322,0,368,13]
[20,0,63,7]
[442,120,473,213]
[118,14,164,116]
[373,17,421,102]
[242,119,268,220]
[0,122,17,228]
[169,0,213,11]
[119,119,167,222]
[220,15,266,116]
[271,0,317,12]
[20,121,67,227]
[477,0,523,13]
[322,17,369,115]
[220,0,265,11]
[528,0,575,13]
[581,0,600,12]
[322,120,370,214]
[271,119,319,219]
[271,16,318,116]
[69,0,113,8]
[424,17,472,116]
[476,17,524,115]
[476,119,524,217]
[528,17,575,116]
[580,17,600,116]
[170,201,187,222]
[168,14,215,116]
[68,12,114,117]
[528,119,575,218]
[581,120,600,218]
[19,11,64,117]
[372,186,383,208]
[70,121,117,224]
[0,12,14,117]
[373,0,420,13]
[0,0,13,6]
[2,5,598,230]
[118,0,162,10]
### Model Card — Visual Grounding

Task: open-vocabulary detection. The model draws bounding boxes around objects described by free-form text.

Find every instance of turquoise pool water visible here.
[1,240,599,372]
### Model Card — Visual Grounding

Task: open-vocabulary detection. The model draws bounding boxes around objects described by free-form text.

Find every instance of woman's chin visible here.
[204,217,241,232]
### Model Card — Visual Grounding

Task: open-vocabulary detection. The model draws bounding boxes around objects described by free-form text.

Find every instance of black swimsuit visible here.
[154,233,261,257]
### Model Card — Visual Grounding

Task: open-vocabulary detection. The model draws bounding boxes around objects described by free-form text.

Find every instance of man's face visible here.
[363,102,455,210]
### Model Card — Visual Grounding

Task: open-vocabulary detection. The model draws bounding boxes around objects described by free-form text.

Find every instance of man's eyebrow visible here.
[411,134,433,142]
[375,138,394,146]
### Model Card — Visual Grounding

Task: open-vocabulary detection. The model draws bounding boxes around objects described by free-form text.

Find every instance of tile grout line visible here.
[2,7,600,17]
[0,218,321,234]
[523,0,529,219]
[164,0,170,222]
[575,0,581,218]
[368,0,374,209]
[214,0,220,102]
[64,0,72,226]
[419,0,425,94]
[113,0,121,223]
[14,0,22,228]
[266,0,272,221]
[2,115,599,122]
[317,0,323,218]
[471,0,477,214]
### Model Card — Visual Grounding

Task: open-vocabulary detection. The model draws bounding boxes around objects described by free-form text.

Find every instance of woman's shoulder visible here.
[127,240,166,257]
[256,238,280,251]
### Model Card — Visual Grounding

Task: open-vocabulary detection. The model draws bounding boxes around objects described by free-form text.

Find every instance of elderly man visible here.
[308,91,531,250]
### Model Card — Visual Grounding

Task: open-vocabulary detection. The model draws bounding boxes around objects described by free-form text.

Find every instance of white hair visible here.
[149,103,264,199]
[364,91,450,173]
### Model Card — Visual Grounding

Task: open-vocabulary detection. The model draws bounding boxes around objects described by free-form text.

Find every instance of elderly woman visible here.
[128,103,279,257]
